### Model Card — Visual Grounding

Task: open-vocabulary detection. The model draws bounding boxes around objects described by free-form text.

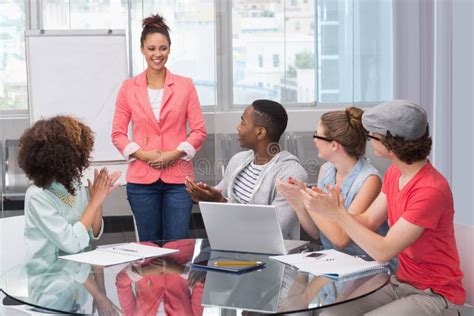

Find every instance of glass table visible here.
[0,239,390,315]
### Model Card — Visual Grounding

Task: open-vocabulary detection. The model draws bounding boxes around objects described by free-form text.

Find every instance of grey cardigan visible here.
[215,150,308,239]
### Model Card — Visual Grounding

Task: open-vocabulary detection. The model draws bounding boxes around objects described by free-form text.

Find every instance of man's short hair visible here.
[251,99,288,143]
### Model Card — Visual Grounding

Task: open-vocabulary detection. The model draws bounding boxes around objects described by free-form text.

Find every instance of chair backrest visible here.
[3,140,29,196]
[0,215,26,274]
[454,222,474,305]
[193,133,217,186]
[291,131,323,186]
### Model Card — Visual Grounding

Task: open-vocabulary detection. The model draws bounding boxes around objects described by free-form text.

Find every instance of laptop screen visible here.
[199,202,288,254]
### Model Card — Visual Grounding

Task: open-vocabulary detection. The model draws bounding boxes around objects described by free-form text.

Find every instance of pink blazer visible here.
[112,69,207,184]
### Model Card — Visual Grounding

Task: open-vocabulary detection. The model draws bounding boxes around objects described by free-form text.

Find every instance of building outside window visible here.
[0,0,392,111]
[273,54,280,67]
[0,0,27,111]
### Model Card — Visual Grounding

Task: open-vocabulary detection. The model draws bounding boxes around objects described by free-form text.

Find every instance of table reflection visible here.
[115,239,204,316]
[0,239,390,315]
[25,253,120,315]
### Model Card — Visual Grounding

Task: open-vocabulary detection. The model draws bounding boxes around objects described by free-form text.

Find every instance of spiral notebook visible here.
[59,243,178,266]
[270,249,388,278]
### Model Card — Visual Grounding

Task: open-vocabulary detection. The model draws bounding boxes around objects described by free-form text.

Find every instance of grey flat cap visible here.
[362,100,428,141]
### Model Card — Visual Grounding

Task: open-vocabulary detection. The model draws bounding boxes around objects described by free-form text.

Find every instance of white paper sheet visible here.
[59,243,178,266]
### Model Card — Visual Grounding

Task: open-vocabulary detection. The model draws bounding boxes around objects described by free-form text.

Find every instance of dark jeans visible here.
[126,180,193,241]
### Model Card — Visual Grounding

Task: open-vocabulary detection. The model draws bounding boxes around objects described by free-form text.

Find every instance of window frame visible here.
[0,0,393,118]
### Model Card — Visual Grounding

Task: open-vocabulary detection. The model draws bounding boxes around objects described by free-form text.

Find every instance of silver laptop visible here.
[199,202,308,255]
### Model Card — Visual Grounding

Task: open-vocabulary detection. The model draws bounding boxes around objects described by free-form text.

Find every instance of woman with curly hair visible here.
[112,13,206,241]
[19,115,120,259]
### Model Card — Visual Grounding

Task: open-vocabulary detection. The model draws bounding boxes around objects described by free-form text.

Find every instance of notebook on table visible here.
[271,249,389,279]
[199,202,308,255]
[59,243,178,267]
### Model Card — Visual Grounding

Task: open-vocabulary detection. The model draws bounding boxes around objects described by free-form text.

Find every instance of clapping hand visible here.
[185,176,226,203]
[276,177,307,210]
[87,168,121,206]
[300,184,345,220]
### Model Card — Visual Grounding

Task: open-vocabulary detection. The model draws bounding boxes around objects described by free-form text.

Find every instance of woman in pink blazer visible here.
[112,14,207,241]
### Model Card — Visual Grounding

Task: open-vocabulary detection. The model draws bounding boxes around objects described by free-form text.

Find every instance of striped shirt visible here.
[232,162,266,204]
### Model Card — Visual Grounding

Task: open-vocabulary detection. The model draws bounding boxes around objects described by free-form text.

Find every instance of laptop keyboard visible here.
[283,240,308,252]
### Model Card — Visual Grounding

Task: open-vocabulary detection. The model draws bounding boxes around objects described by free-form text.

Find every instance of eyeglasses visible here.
[313,131,333,142]
[366,133,383,142]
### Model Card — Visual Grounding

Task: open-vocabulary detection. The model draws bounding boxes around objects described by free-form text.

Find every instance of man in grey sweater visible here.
[186,99,308,239]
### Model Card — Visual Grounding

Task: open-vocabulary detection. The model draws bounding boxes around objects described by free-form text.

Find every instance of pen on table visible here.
[113,247,138,253]
[213,261,263,266]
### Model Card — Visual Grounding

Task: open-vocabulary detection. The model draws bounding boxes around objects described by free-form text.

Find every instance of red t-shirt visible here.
[382,162,465,305]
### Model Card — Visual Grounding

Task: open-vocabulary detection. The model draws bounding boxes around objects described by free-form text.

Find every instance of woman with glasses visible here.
[277,107,387,257]
[303,101,464,315]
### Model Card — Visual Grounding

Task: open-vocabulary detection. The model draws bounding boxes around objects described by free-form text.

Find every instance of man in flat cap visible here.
[301,100,465,315]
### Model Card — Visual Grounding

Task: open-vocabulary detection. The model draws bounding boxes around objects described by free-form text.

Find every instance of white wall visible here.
[452,0,474,305]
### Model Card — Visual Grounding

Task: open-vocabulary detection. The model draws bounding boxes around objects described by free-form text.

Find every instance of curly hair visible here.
[140,14,171,47]
[18,116,94,195]
[382,127,432,164]
[320,107,367,159]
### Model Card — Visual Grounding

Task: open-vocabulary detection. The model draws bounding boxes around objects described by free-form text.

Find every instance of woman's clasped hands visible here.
[137,149,183,169]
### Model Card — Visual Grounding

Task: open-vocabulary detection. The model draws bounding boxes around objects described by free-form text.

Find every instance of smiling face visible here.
[141,32,170,72]
[236,106,260,149]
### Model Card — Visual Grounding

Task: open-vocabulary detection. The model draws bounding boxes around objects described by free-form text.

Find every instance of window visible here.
[232,0,315,105]
[132,1,216,106]
[273,54,280,68]
[0,0,27,111]
[42,0,216,107]
[258,55,263,68]
[317,0,393,103]
[1,0,392,112]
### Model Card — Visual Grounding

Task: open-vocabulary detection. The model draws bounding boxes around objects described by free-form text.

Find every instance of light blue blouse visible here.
[317,158,388,257]
[24,182,103,261]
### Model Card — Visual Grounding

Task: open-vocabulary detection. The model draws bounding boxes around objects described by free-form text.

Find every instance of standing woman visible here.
[112,14,207,241]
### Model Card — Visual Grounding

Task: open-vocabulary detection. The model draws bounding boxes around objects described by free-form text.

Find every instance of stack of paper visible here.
[270,249,388,278]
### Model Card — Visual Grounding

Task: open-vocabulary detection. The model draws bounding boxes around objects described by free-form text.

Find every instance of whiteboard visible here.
[25,29,128,162]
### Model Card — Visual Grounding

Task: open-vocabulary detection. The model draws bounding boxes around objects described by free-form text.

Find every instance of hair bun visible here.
[345,107,364,129]
[142,14,168,30]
